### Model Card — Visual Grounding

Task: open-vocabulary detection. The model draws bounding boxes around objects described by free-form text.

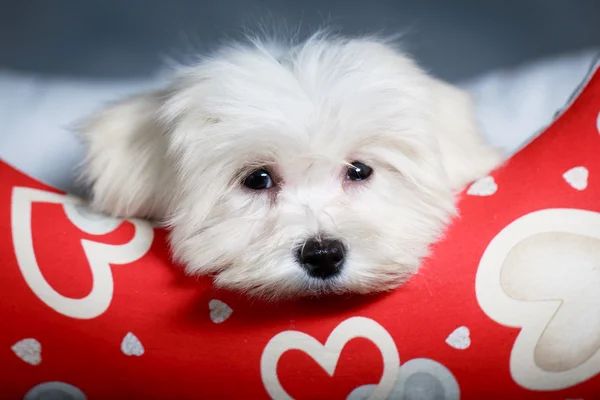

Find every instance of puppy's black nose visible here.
[297,238,346,279]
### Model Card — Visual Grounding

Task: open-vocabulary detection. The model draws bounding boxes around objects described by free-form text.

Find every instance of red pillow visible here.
[1,61,599,400]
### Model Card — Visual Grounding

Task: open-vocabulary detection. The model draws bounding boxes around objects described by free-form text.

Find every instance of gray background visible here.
[1,0,599,195]
[2,0,600,82]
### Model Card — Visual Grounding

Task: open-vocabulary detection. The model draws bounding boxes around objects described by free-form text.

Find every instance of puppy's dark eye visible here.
[346,161,373,181]
[243,169,273,190]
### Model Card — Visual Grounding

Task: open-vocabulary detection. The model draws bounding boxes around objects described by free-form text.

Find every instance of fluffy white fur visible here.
[79,33,502,299]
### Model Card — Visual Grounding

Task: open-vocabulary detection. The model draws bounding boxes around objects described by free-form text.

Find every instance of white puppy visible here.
[79,32,502,299]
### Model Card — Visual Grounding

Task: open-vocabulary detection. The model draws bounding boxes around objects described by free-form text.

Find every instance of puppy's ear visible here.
[429,78,503,190]
[78,90,174,219]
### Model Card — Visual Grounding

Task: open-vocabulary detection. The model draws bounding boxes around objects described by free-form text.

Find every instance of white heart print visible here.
[445,326,471,350]
[121,332,144,356]
[11,187,154,319]
[563,166,589,190]
[209,299,233,323]
[260,316,400,400]
[467,176,497,196]
[12,338,42,365]
[476,208,600,390]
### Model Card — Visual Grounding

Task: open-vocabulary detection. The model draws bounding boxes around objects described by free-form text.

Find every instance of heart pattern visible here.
[209,299,233,324]
[467,176,497,196]
[445,326,471,350]
[476,208,600,390]
[121,332,144,356]
[11,188,154,319]
[563,166,589,191]
[12,338,42,365]
[261,316,400,400]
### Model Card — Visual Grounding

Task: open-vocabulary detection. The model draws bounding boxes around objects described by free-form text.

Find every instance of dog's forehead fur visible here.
[163,37,438,181]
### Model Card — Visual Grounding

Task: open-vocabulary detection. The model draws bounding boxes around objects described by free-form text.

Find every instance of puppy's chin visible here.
[178,244,431,300]
[78,32,502,300]
[196,260,416,300]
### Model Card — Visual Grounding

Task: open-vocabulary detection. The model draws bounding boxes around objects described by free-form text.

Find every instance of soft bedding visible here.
[0,55,599,399]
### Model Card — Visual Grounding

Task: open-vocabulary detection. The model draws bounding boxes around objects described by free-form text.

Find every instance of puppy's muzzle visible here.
[296,238,345,279]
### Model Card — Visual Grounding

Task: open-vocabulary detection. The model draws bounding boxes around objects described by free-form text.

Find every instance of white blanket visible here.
[0,50,597,194]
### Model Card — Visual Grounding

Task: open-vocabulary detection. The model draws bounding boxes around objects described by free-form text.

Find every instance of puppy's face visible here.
[162,38,456,298]
[82,36,500,299]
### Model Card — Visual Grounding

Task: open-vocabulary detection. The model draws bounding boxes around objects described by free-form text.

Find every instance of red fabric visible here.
[1,67,599,400]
